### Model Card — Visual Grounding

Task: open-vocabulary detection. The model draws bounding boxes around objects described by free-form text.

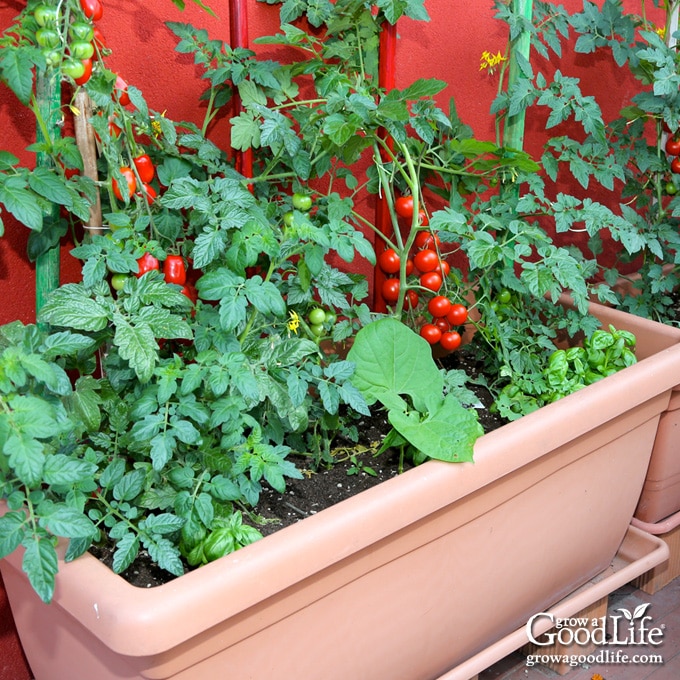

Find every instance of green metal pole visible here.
[34,67,62,323]
[504,0,533,152]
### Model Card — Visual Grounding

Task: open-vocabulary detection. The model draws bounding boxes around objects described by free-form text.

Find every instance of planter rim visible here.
[3,301,680,657]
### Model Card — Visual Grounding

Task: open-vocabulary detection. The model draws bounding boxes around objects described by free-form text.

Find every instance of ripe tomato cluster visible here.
[378,213,468,352]
[109,252,196,304]
[665,134,680,195]
[419,297,467,350]
[111,154,156,204]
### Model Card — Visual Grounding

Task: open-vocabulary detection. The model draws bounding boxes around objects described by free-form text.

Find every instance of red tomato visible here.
[672,157,680,174]
[164,255,187,286]
[666,136,680,156]
[414,230,440,250]
[140,183,157,202]
[420,324,442,345]
[420,271,443,292]
[133,154,155,183]
[427,295,452,318]
[437,260,451,278]
[378,248,401,274]
[74,58,93,85]
[381,278,400,303]
[446,303,468,325]
[93,27,107,48]
[112,167,136,200]
[434,317,450,332]
[440,331,462,351]
[414,249,439,273]
[136,252,160,277]
[405,289,419,309]
[181,284,198,303]
[417,210,428,226]
[395,195,414,219]
[80,0,103,21]
[405,258,414,276]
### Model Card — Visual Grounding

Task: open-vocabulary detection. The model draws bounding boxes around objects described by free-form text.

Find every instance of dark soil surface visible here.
[92,346,506,588]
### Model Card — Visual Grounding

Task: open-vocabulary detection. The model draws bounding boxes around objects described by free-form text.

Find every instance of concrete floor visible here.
[479,576,680,680]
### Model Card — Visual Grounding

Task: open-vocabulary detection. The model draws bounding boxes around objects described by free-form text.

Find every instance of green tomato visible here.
[308,308,326,325]
[283,211,295,227]
[324,311,337,326]
[69,40,94,60]
[310,323,324,337]
[61,58,86,79]
[292,192,312,212]
[35,27,60,49]
[110,273,129,291]
[43,49,62,68]
[34,5,58,27]
[69,22,94,42]
[498,289,512,304]
[666,181,678,196]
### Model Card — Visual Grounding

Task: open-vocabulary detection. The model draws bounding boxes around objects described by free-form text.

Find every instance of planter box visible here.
[608,269,680,526]
[3,301,680,680]
[634,386,680,524]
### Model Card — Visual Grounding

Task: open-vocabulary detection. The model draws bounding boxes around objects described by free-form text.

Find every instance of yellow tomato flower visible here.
[480,50,507,73]
[287,310,300,334]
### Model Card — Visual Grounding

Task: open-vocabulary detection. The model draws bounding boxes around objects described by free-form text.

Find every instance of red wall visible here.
[0,1,664,676]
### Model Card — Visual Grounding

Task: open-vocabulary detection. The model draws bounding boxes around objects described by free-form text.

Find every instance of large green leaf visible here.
[347,317,442,413]
[389,394,481,463]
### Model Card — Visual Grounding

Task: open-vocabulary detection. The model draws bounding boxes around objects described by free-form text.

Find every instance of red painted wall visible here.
[0,1,664,676]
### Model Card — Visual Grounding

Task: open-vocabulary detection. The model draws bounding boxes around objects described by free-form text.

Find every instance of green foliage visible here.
[494,326,637,420]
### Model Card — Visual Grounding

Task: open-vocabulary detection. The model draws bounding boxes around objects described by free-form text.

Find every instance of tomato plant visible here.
[395,195,414,219]
[112,167,136,200]
[163,255,187,286]
[378,248,401,274]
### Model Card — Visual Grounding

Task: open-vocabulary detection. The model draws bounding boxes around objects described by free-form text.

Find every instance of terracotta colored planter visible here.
[606,269,680,526]
[3,300,680,680]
